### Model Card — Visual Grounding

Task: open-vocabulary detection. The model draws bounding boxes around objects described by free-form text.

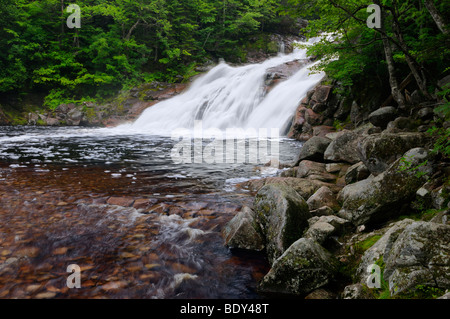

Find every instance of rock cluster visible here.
[223,79,449,299]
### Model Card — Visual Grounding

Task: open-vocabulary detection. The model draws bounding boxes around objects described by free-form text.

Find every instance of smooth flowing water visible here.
[0,42,324,299]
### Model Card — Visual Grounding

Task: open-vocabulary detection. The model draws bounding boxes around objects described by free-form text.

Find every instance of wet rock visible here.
[294,136,331,165]
[297,160,337,183]
[338,148,434,226]
[324,130,363,164]
[66,107,84,126]
[107,197,135,207]
[357,132,430,176]
[344,162,371,185]
[368,107,397,128]
[254,183,311,264]
[222,206,265,251]
[384,222,450,296]
[259,238,338,296]
[306,186,340,212]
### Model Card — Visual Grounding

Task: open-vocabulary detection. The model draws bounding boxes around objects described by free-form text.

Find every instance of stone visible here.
[66,107,84,126]
[384,222,450,296]
[368,107,397,128]
[306,186,340,212]
[107,197,135,207]
[296,160,337,183]
[305,215,350,244]
[294,136,331,165]
[310,206,334,217]
[357,132,430,176]
[342,284,375,299]
[254,184,311,264]
[311,85,333,104]
[417,107,434,121]
[305,109,324,126]
[338,148,434,226]
[324,130,363,164]
[46,117,60,126]
[222,206,265,251]
[356,219,415,283]
[240,177,341,200]
[385,117,417,133]
[438,292,450,299]
[258,238,338,296]
[344,162,370,185]
[305,288,336,299]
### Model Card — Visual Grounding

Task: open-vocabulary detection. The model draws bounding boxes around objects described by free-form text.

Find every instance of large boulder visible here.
[324,130,363,164]
[368,107,397,128]
[222,206,265,251]
[357,132,430,176]
[384,222,450,296]
[258,238,338,296]
[356,219,415,283]
[254,184,311,264]
[294,136,331,165]
[338,148,434,226]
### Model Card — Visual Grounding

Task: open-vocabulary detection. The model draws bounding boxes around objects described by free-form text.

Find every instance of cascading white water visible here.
[119,39,325,136]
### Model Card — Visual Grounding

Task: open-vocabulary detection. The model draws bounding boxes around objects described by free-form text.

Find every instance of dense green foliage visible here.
[0,0,289,107]
[283,0,450,100]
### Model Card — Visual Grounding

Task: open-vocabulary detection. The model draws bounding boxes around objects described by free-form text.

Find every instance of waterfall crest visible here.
[120,39,325,136]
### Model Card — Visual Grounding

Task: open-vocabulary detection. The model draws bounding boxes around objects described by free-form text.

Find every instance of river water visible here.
[0,41,324,298]
[0,126,302,299]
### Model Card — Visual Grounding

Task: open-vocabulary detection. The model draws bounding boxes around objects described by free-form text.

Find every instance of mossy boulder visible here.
[357,132,430,176]
[254,183,311,264]
[258,238,338,296]
[384,221,450,296]
[338,148,434,226]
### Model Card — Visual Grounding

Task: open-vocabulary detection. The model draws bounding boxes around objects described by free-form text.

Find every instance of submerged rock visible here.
[254,183,311,264]
[258,238,338,296]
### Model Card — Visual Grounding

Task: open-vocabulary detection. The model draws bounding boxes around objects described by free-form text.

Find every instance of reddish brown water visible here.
[0,127,302,299]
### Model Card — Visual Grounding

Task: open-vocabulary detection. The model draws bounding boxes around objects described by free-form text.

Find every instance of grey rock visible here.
[357,133,430,175]
[297,160,337,183]
[259,238,338,296]
[417,107,434,120]
[310,206,335,217]
[294,136,331,165]
[338,148,434,226]
[385,117,417,133]
[324,130,363,164]
[368,107,397,128]
[438,292,450,299]
[254,184,311,264]
[384,222,450,296]
[66,107,84,126]
[345,162,370,185]
[356,219,415,283]
[222,206,265,251]
[306,186,340,212]
[304,215,350,244]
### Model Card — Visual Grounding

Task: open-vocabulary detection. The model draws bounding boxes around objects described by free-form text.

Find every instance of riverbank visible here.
[223,80,450,299]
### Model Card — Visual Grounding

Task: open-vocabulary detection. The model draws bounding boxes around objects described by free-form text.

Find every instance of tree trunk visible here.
[376,1,406,108]
[424,0,448,34]
[391,8,432,99]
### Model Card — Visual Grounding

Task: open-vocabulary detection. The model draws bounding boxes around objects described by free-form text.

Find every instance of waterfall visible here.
[119,39,325,137]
